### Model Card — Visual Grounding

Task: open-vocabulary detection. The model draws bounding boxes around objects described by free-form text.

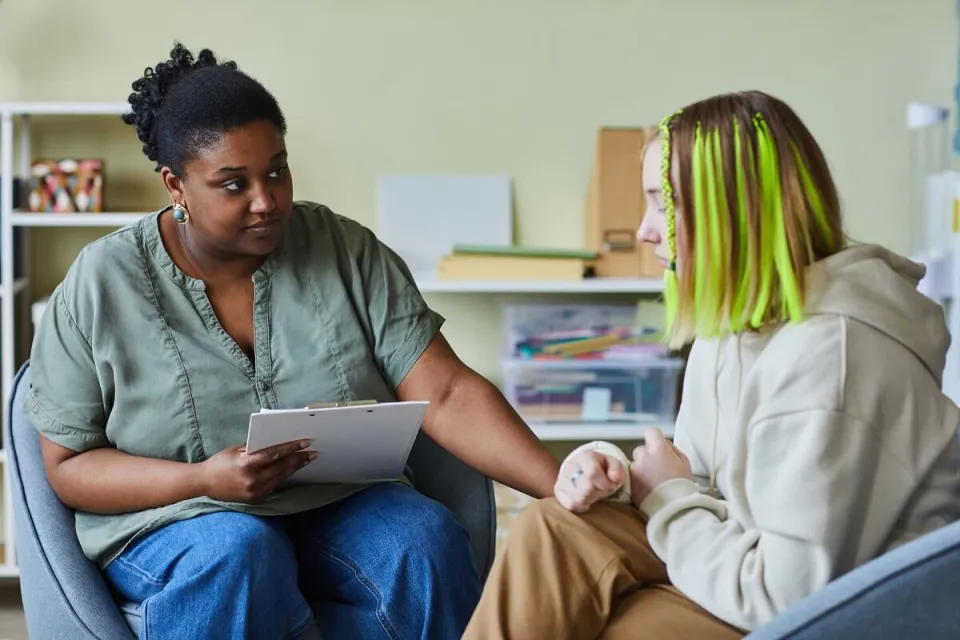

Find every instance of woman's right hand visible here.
[554,450,624,513]
[197,440,317,503]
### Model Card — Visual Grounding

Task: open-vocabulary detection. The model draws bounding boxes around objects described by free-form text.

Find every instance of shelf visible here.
[9,279,27,296]
[11,212,149,227]
[417,277,663,294]
[0,564,18,579]
[530,422,674,441]
[0,279,29,300]
[0,101,129,117]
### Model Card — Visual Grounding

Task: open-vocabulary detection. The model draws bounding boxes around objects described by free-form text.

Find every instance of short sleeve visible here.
[356,226,445,389]
[24,286,109,453]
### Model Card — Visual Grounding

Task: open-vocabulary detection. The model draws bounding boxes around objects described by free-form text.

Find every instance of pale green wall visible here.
[0,0,955,385]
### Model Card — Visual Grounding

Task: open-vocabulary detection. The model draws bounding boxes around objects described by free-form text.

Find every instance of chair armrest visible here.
[747,521,960,639]
[6,362,136,639]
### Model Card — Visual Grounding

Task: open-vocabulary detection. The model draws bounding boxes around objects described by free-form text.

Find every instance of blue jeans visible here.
[104,483,482,639]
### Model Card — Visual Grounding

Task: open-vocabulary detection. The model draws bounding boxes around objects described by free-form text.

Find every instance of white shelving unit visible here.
[0,101,145,580]
[1,101,674,580]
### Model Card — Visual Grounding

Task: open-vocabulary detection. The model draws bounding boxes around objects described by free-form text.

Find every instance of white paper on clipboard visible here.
[245,401,429,484]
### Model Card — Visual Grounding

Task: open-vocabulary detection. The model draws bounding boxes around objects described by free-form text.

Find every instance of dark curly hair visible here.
[122,43,287,175]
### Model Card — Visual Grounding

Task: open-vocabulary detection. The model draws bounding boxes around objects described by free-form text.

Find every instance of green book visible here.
[452,244,598,260]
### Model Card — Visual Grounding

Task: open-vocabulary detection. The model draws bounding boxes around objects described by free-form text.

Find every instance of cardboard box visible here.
[584,128,662,278]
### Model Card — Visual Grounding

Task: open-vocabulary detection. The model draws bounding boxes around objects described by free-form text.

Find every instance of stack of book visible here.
[437,244,598,281]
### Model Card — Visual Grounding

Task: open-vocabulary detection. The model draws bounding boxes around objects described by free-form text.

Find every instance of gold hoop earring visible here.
[172,203,190,224]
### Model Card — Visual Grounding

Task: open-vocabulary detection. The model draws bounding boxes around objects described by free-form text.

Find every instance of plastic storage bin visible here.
[502,358,683,427]
[502,302,667,361]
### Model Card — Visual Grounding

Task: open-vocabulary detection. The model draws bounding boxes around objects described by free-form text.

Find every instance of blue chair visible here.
[746,516,960,638]
[5,362,496,639]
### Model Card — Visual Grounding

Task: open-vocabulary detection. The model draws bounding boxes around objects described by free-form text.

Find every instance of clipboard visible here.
[245,401,429,484]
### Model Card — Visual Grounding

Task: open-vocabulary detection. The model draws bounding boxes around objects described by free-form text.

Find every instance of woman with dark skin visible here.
[27,43,558,639]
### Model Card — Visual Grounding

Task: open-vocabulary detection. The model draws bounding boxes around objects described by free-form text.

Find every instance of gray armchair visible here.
[747,515,960,638]
[5,362,496,639]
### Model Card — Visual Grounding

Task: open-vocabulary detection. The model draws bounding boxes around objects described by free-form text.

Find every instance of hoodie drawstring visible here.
[708,343,721,497]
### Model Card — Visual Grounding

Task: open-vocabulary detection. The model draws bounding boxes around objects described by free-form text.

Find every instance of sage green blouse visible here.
[24,201,444,567]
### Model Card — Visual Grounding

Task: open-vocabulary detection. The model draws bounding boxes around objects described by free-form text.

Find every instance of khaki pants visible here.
[463,498,744,640]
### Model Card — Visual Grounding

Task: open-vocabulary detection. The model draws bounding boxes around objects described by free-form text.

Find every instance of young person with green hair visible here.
[464,91,960,639]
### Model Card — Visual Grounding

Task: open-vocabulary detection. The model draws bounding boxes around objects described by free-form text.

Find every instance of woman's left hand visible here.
[629,427,694,507]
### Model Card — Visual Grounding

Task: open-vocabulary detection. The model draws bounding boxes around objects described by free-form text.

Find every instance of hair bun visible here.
[122,42,229,164]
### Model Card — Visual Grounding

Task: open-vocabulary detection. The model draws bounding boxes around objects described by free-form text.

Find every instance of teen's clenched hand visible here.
[629,428,693,507]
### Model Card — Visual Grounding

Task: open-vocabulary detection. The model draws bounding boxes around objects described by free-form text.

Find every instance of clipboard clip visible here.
[305,399,379,409]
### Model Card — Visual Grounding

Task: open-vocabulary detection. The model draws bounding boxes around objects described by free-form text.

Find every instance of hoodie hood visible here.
[804,244,950,385]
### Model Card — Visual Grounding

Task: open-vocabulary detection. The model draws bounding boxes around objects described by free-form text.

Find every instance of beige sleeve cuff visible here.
[638,477,702,518]
[563,441,632,503]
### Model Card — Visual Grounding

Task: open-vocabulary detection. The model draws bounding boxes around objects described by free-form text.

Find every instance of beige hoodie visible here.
[569,244,960,631]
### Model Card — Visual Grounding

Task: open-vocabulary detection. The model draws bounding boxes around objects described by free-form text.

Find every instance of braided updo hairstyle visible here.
[122,42,287,176]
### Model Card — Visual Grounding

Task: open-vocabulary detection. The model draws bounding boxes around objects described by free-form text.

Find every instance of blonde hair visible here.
[658,91,844,348]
